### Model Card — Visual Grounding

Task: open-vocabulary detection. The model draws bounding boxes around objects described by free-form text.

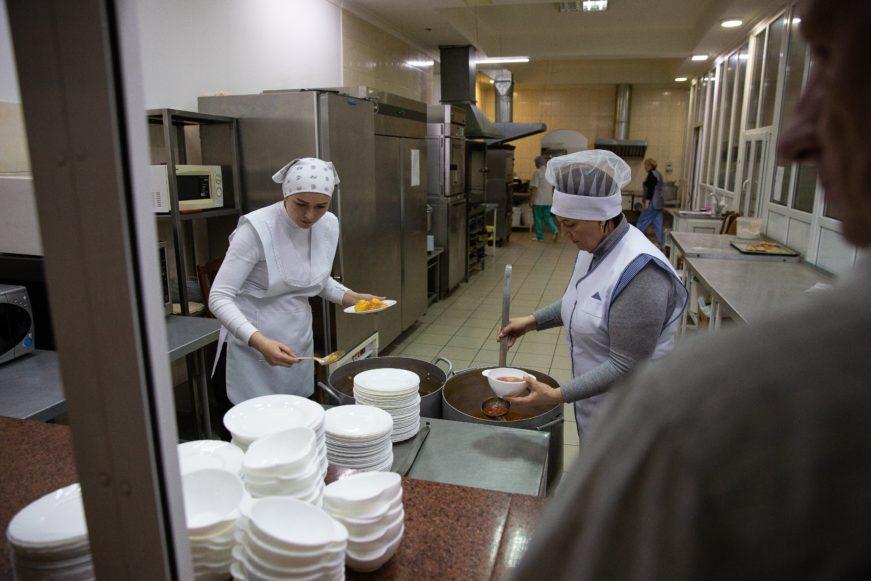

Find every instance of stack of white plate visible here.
[6,483,94,581]
[241,427,325,506]
[224,394,327,480]
[178,440,244,476]
[323,472,404,573]
[352,369,421,442]
[181,468,244,580]
[325,405,394,472]
[231,496,347,581]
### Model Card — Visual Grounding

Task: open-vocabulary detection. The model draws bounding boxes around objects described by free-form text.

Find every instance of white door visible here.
[737,132,772,218]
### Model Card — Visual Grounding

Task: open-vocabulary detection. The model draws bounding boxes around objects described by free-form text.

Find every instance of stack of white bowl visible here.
[6,483,94,581]
[352,369,421,442]
[224,394,327,480]
[181,468,244,580]
[325,405,394,472]
[241,427,325,506]
[178,440,244,476]
[232,496,347,581]
[323,472,404,573]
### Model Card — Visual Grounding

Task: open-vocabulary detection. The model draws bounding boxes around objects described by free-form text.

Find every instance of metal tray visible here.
[730,240,799,257]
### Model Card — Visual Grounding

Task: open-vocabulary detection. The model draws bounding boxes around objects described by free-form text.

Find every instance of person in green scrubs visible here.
[529,156,559,241]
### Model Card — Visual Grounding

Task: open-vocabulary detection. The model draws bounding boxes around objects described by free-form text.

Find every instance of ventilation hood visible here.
[594,84,647,158]
[440,45,545,142]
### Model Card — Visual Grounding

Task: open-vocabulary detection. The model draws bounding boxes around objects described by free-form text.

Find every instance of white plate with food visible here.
[343,299,397,315]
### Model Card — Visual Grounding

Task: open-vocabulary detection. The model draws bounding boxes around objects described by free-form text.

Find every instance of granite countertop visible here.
[0,417,548,580]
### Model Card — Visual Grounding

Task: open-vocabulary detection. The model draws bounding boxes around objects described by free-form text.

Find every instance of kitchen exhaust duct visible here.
[595,83,647,158]
[439,45,545,143]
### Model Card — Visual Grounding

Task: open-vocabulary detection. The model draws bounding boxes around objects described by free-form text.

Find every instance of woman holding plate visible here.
[209,157,382,405]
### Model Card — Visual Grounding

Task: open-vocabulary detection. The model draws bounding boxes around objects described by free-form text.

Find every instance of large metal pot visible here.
[442,366,564,489]
[318,356,453,419]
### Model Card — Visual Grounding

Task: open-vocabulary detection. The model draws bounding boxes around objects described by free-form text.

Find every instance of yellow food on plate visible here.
[354,298,388,312]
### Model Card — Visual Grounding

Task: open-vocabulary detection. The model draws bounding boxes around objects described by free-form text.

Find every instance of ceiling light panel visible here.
[477,56,530,64]
[691,54,709,61]
[582,0,608,11]
[721,19,743,28]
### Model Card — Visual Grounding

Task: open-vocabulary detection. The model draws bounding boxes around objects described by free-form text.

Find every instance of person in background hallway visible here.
[529,155,560,241]
[635,158,665,245]
[511,1,871,578]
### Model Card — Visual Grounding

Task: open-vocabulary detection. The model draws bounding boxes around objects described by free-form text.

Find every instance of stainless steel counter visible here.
[669,232,801,263]
[392,417,549,496]
[0,316,220,423]
[684,257,834,329]
[0,350,64,421]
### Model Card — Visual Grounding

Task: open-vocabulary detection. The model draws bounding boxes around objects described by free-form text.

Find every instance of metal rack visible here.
[146,109,244,316]
[467,204,487,275]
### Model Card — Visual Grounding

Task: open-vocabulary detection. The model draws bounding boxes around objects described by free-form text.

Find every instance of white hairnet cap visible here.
[545,149,631,198]
[272,157,340,198]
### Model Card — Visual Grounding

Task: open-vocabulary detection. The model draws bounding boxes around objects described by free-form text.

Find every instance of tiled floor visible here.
[383,233,583,486]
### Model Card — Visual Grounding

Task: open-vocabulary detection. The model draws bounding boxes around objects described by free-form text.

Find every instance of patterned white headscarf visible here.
[271,157,340,198]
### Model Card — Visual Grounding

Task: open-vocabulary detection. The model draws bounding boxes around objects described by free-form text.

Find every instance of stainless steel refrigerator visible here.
[427,105,467,294]
[341,88,428,347]
[198,90,378,356]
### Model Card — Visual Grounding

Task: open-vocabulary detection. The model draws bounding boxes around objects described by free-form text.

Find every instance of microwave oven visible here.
[158,241,172,315]
[0,284,35,364]
[148,164,224,213]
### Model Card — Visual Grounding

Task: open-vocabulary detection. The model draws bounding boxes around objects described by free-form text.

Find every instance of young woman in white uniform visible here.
[498,151,687,443]
[209,157,380,405]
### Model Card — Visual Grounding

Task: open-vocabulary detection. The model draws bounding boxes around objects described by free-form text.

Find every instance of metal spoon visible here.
[483,264,515,420]
[298,350,346,366]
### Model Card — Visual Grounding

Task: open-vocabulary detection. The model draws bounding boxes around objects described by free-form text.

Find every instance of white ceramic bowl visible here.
[481,368,534,397]
[223,395,324,444]
[348,510,404,554]
[345,523,404,573]
[248,497,344,551]
[181,469,244,536]
[324,472,400,514]
[236,518,347,564]
[243,427,316,476]
[178,440,244,476]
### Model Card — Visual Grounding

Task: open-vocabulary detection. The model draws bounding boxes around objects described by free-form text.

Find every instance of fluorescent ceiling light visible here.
[792,17,802,25]
[405,60,434,68]
[674,77,688,82]
[721,19,743,28]
[691,54,709,61]
[477,56,530,64]
[582,0,608,11]
[489,79,495,84]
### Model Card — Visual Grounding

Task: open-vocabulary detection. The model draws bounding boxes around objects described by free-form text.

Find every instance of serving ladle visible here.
[482,264,513,421]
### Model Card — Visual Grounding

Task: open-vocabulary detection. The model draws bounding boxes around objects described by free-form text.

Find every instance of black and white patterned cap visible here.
[271,157,340,198]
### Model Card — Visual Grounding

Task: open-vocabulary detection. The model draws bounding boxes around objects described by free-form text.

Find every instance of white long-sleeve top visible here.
[208,219,348,345]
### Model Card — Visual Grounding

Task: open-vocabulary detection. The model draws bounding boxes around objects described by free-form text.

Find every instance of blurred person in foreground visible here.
[511,1,871,579]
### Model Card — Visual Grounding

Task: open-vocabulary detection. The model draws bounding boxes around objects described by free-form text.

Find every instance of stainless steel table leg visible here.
[681,274,692,336]
[708,300,720,334]
[196,348,213,439]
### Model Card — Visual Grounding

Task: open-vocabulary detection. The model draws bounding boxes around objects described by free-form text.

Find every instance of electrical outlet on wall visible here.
[665,161,674,174]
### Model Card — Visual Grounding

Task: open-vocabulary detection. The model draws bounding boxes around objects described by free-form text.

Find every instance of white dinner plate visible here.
[8,483,88,549]
[343,299,397,315]
[325,405,393,440]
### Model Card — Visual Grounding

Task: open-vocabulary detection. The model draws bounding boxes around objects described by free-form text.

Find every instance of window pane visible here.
[760,14,788,126]
[781,13,808,125]
[746,30,766,129]
[727,45,749,191]
[793,163,817,213]
[770,164,791,205]
[824,197,844,221]
[717,55,735,189]
[704,67,719,185]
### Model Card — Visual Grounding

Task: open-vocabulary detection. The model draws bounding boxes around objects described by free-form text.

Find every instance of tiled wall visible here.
[506,84,689,192]
[0,101,29,173]
[341,10,434,104]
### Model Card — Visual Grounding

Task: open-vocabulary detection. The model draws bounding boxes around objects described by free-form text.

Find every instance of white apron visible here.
[215,204,340,404]
[560,225,687,443]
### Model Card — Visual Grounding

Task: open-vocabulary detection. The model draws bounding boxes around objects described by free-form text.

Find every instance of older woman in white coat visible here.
[498,151,687,444]
[209,157,380,406]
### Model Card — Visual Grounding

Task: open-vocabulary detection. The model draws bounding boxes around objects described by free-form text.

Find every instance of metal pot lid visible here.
[443,366,560,422]
[329,357,447,398]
